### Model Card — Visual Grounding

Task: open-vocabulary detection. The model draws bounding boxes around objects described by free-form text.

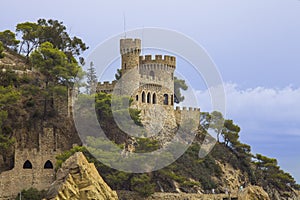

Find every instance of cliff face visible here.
[45,152,118,200]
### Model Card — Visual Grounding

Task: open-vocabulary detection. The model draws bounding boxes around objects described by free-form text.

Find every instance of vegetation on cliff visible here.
[0,19,299,199]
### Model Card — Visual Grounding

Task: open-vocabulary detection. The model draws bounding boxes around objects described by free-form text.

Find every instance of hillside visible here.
[0,20,299,200]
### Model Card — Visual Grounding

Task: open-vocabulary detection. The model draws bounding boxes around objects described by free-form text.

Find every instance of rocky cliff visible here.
[44,152,118,200]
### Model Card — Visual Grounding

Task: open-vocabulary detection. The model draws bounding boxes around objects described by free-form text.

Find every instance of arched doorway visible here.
[152,93,157,104]
[44,160,54,169]
[23,160,32,169]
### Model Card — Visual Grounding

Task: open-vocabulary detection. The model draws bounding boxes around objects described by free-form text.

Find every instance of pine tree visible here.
[86,61,98,94]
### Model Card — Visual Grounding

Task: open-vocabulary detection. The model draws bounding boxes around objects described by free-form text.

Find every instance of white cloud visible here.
[193,83,300,182]
[194,83,300,136]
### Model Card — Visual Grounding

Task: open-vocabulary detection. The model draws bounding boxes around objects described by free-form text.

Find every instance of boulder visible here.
[45,152,118,200]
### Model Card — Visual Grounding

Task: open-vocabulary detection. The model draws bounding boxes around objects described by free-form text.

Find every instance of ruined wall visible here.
[0,127,60,200]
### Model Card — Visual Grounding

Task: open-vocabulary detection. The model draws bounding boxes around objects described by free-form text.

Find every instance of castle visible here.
[97,38,200,138]
[0,38,201,199]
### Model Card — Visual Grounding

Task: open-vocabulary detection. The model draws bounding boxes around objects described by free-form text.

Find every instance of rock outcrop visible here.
[45,152,118,200]
[239,185,270,200]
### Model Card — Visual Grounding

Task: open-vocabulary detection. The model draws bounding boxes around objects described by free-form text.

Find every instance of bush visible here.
[130,174,155,197]
[0,41,4,58]
[15,188,46,200]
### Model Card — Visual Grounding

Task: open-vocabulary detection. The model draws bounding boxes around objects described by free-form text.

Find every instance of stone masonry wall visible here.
[0,127,60,200]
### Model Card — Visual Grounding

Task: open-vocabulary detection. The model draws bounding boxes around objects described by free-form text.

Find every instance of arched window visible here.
[163,94,168,105]
[147,92,151,103]
[142,91,145,103]
[150,71,155,80]
[23,160,32,169]
[171,95,174,105]
[44,160,53,169]
[136,95,138,101]
[152,93,157,104]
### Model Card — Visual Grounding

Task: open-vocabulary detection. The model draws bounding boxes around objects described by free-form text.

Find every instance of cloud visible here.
[193,83,300,135]
[193,83,300,182]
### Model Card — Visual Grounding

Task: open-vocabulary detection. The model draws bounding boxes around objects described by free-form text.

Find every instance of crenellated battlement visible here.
[139,55,176,68]
[98,80,117,87]
[175,106,200,112]
[174,106,201,126]
[97,80,117,93]
[120,38,141,55]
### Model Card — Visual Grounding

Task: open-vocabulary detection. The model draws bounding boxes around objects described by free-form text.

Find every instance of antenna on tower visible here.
[123,12,126,38]
[141,25,144,54]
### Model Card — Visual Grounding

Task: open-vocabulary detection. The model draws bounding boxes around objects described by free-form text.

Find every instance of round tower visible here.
[120,38,141,74]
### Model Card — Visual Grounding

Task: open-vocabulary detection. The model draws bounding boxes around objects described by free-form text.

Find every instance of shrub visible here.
[0,41,4,58]
[130,174,155,197]
[15,188,46,200]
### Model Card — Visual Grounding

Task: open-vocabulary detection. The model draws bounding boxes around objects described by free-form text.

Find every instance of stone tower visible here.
[120,38,141,74]
[97,38,200,139]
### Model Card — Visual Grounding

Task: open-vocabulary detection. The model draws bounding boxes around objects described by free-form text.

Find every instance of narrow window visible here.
[147,92,151,103]
[44,160,53,169]
[23,160,32,169]
[136,95,139,101]
[171,95,174,105]
[163,94,168,105]
[150,71,155,80]
[152,93,157,104]
[142,91,145,103]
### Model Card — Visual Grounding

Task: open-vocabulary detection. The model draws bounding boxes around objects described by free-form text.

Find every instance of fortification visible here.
[0,127,60,200]
[97,38,200,134]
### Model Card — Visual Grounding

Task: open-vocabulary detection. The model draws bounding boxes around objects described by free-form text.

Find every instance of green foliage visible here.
[135,138,160,153]
[30,41,83,119]
[222,119,240,147]
[15,188,46,200]
[130,174,155,197]
[174,76,188,103]
[209,111,224,142]
[252,153,298,190]
[16,19,88,62]
[0,30,19,50]
[105,171,131,190]
[56,145,89,169]
[115,68,122,80]
[16,22,40,58]
[0,41,4,58]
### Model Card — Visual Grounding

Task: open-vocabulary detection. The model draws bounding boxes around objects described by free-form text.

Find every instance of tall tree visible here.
[86,61,98,94]
[115,68,122,80]
[30,42,83,118]
[16,22,40,58]
[222,119,240,147]
[174,76,188,103]
[209,111,224,142]
[0,30,19,51]
[16,19,88,63]
[37,19,88,64]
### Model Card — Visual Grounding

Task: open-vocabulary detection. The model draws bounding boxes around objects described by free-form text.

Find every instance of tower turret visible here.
[120,38,141,74]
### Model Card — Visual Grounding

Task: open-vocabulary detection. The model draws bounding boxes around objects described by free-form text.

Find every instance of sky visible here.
[1,0,300,182]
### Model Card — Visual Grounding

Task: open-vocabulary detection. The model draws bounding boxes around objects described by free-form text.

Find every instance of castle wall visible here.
[0,127,60,200]
[97,80,117,93]
[174,106,201,130]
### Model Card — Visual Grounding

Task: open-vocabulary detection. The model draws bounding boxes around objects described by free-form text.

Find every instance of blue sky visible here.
[1,0,300,182]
